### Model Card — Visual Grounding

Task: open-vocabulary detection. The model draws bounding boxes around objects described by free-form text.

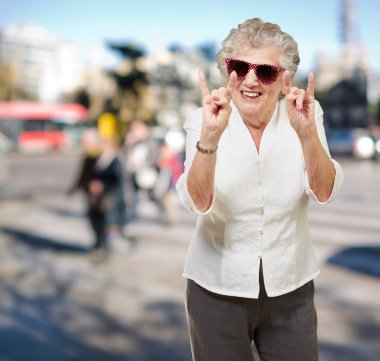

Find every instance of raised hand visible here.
[198,71,237,147]
[282,70,316,140]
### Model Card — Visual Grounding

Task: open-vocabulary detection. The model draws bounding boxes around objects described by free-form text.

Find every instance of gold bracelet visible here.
[196,141,218,155]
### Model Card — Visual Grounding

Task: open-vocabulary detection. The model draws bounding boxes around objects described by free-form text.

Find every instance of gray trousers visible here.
[186,266,319,361]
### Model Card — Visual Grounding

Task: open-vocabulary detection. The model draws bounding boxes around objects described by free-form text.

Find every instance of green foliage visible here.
[107,42,146,60]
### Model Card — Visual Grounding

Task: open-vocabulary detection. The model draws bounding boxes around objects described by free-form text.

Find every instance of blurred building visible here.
[0,24,82,102]
[314,0,368,95]
[101,41,220,132]
[146,46,220,127]
[314,0,374,130]
[80,67,116,120]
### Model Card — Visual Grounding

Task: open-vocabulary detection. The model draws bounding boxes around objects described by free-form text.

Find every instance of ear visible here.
[281,70,292,95]
[278,72,286,100]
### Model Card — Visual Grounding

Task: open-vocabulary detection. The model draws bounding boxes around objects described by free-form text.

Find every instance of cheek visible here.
[275,81,284,96]
[266,85,282,100]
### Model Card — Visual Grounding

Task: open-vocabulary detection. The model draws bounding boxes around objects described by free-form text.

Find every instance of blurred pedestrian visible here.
[124,120,151,222]
[68,128,100,193]
[154,142,183,224]
[88,135,129,257]
[176,18,344,361]
[67,128,101,247]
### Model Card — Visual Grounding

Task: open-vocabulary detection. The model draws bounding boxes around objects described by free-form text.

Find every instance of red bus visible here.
[0,101,89,153]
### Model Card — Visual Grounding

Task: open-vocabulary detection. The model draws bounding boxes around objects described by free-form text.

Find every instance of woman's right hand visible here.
[198,71,237,148]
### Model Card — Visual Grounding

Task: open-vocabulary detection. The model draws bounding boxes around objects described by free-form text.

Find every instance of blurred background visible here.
[0,0,379,360]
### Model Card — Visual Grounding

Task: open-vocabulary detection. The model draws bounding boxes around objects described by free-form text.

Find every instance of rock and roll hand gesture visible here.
[198,71,237,147]
[282,70,317,140]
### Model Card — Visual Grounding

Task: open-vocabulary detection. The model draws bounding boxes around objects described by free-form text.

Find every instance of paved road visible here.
[0,153,379,361]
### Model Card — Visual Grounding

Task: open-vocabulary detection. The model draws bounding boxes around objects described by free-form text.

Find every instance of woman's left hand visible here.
[282,70,317,140]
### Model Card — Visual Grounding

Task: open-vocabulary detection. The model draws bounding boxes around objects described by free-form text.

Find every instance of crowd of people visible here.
[68,121,183,260]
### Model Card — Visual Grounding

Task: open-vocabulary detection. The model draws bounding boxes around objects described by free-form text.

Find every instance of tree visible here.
[0,61,12,101]
[107,42,152,128]
[74,87,91,109]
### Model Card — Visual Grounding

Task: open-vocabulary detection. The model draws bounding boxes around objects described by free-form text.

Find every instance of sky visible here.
[0,0,379,74]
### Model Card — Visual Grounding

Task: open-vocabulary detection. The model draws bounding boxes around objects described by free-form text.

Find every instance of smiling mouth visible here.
[241,91,261,99]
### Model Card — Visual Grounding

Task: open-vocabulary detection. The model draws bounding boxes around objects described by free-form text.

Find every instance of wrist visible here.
[299,130,320,152]
[297,124,318,143]
[199,133,220,149]
[196,141,218,155]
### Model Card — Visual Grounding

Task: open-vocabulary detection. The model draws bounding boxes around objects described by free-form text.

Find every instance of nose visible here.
[243,69,259,86]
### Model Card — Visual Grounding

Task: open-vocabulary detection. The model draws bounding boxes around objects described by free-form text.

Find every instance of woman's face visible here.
[230,45,284,126]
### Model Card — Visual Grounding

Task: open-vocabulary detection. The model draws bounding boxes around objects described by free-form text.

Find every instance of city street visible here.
[0,152,379,361]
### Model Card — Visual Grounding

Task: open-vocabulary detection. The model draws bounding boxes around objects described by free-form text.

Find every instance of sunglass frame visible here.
[225,58,284,85]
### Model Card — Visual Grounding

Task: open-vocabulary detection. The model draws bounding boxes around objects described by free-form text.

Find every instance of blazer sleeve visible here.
[304,101,344,204]
[175,107,216,214]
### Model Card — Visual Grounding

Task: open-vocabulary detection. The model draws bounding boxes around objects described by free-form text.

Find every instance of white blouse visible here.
[176,99,344,298]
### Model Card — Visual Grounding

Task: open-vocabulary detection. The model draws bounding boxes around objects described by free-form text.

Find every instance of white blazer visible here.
[176,99,344,298]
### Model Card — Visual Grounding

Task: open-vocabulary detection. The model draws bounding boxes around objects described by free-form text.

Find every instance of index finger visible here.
[198,71,210,97]
[281,70,292,95]
[306,72,315,97]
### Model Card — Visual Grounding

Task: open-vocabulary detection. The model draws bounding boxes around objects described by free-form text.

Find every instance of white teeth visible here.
[242,91,260,98]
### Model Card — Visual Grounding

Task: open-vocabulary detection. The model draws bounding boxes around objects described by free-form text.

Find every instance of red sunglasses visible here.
[225,58,284,85]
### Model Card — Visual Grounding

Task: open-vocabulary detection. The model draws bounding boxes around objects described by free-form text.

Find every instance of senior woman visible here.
[176,18,344,361]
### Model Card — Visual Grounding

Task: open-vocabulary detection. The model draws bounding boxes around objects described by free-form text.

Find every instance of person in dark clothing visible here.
[88,136,128,255]
[69,130,128,255]
[68,129,102,247]
[68,129,100,194]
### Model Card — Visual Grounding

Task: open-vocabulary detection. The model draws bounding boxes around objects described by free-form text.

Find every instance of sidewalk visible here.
[0,153,379,360]
[0,188,194,360]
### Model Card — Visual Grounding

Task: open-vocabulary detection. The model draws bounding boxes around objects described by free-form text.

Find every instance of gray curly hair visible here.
[216,18,300,81]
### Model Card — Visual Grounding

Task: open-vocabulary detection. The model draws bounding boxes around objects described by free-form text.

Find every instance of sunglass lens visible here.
[256,65,278,84]
[228,60,249,79]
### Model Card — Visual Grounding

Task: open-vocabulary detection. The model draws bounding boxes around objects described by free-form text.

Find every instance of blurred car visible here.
[326,128,379,160]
